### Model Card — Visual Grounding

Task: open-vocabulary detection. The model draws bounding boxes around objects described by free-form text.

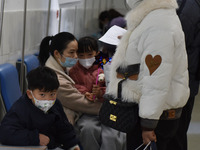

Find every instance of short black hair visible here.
[78,36,98,54]
[27,66,59,91]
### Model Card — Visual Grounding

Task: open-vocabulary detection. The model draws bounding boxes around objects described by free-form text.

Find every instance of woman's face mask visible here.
[78,57,96,69]
[58,40,78,68]
[31,91,56,113]
[59,55,77,67]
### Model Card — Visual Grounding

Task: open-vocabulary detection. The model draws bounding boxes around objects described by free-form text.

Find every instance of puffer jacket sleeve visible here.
[138,28,183,129]
[56,73,102,116]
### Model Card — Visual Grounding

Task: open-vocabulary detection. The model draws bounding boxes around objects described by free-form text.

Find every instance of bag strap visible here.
[117,63,140,99]
[117,78,127,99]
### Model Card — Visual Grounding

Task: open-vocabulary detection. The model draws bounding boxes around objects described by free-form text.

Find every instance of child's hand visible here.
[39,133,50,146]
[92,85,102,98]
[85,92,94,101]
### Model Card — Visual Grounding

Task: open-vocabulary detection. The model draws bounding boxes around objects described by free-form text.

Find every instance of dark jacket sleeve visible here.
[177,0,200,96]
[0,110,39,146]
[53,100,79,149]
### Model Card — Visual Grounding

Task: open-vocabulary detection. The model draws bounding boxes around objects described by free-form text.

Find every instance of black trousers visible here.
[168,96,195,150]
[127,118,180,150]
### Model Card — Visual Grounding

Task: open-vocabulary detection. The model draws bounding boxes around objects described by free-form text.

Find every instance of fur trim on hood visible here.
[126,0,178,30]
[112,0,178,69]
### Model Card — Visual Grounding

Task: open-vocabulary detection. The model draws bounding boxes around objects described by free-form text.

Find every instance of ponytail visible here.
[38,36,52,66]
[38,32,77,66]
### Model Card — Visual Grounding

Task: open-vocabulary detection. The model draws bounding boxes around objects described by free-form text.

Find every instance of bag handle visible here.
[117,63,140,99]
[135,142,157,150]
[117,78,127,99]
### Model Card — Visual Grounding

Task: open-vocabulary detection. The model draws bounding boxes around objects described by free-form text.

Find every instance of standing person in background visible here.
[99,9,127,58]
[69,36,126,150]
[106,0,190,149]
[98,9,126,34]
[169,0,200,150]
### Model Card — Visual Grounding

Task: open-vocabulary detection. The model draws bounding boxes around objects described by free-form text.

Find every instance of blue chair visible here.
[17,54,39,73]
[0,63,22,121]
[16,54,40,93]
[34,51,39,56]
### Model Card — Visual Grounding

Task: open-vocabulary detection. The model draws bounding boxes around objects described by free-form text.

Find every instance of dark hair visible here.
[99,10,109,22]
[98,9,124,29]
[108,9,124,21]
[77,36,98,54]
[38,32,77,66]
[27,66,59,91]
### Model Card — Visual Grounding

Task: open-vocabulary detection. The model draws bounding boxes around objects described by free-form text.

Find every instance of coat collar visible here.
[125,0,178,31]
[111,0,178,71]
[45,55,75,84]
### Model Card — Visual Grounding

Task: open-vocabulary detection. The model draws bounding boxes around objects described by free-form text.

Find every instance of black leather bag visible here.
[99,94,138,133]
[99,64,140,133]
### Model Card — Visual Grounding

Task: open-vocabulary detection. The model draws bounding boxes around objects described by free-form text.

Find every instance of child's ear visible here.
[26,90,33,100]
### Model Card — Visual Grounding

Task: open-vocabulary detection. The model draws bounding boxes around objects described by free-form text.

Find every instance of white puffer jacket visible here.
[107,0,190,128]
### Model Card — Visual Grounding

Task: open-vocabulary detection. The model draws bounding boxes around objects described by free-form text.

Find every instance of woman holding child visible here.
[38,32,101,125]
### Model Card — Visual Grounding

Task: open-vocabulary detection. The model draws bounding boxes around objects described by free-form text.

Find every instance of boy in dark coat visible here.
[0,66,80,150]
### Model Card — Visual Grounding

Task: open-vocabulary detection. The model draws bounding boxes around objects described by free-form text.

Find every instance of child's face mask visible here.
[31,91,56,113]
[59,55,77,68]
[78,57,96,69]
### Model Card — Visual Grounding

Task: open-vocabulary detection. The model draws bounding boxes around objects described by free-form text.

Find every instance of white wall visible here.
[0,0,128,65]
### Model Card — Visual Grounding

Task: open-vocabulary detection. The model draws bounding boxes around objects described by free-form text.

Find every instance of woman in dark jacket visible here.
[169,0,200,150]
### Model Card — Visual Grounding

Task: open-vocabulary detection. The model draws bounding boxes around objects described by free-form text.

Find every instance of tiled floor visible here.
[188,91,200,150]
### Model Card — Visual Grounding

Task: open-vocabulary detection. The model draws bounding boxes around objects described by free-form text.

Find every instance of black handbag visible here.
[99,64,139,133]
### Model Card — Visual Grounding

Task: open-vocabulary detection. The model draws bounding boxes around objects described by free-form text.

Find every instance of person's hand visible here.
[74,146,80,150]
[142,130,157,145]
[85,92,94,101]
[39,133,50,146]
[117,35,122,39]
[92,85,102,98]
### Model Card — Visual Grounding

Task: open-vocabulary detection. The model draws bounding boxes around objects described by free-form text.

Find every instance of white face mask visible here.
[78,57,96,69]
[31,91,56,113]
[126,0,142,9]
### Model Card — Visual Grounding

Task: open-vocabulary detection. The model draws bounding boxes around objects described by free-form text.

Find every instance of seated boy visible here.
[0,66,80,150]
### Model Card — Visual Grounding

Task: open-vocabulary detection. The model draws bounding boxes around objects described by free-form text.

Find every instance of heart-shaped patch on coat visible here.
[145,55,162,75]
